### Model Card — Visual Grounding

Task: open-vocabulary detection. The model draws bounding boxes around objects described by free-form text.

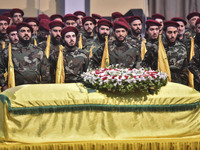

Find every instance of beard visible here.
[64,40,76,48]
[116,35,126,42]
[51,35,61,45]
[98,33,109,41]
[132,28,141,35]
[19,35,31,45]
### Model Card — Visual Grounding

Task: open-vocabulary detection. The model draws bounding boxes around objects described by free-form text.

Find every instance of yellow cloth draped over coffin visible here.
[0,82,200,145]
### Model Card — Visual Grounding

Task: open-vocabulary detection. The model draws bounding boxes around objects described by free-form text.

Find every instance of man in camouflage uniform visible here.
[127,16,143,49]
[49,26,89,83]
[152,13,166,35]
[6,25,19,44]
[73,11,86,32]
[0,16,10,49]
[142,21,188,85]
[89,19,141,69]
[38,20,65,55]
[25,17,39,36]
[0,22,50,91]
[10,8,24,25]
[87,18,112,57]
[185,12,200,38]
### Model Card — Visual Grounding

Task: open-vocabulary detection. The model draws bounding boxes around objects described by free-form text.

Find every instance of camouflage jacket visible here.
[184,27,196,38]
[89,39,141,69]
[82,31,96,48]
[127,34,142,50]
[49,46,89,83]
[38,40,61,55]
[0,42,51,88]
[188,49,200,91]
[141,39,188,85]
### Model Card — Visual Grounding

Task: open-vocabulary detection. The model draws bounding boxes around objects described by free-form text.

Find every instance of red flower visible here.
[102,76,108,80]
[119,76,122,79]
[125,75,129,79]
[112,76,116,79]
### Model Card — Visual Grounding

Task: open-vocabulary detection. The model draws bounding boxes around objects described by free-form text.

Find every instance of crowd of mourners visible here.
[0,8,200,91]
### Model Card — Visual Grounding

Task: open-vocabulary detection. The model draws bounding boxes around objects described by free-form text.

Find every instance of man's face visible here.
[18,27,31,43]
[189,16,199,28]
[9,31,19,44]
[50,26,62,43]
[195,23,200,34]
[98,25,110,40]
[83,21,95,34]
[28,22,38,33]
[65,20,77,27]
[177,21,185,35]
[0,20,8,34]
[64,31,76,47]
[38,29,49,41]
[114,28,127,42]
[147,26,159,40]
[165,26,178,43]
[155,18,164,30]
[76,15,83,27]
[131,20,142,35]
[12,12,23,24]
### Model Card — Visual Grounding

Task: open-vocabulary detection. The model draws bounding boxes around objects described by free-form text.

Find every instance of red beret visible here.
[92,13,102,19]
[0,16,10,24]
[118,17,130,27]
[164,21,179,28]
[187,12,200,20]
[97,19,112,28]
[63,14,78,22]
[152,13,165,20]
[195,18,200,26]
[82,16,96,25]
[113,20,130,31]
[171,17,187,25]
[146,19,162,27]
[25,17,39,26]
[61,26,79,37]
[50,14,63,21]
[124,16,131,22]
[73,11,86,17]
[39,19,50,31]
[129,16,143,24]
[16,22,33,33]
[38,14,50,21]
[6,25,17,34]
[2,11,11,17]
[10,8,24,17]
[112,12,124,20]
[49,20,65,29]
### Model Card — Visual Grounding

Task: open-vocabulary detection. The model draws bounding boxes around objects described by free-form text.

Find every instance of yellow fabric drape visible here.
[1,41,5,50]
[33,38,37,46]
[141,38,147,60]
[78,34,83,49]
[55,45,65,83]
[188,37,194,88]
[89,45,95,58]
[101,36,109,68]
[7,43,15,88]
[44,35,51,58]
[158,35,171,81]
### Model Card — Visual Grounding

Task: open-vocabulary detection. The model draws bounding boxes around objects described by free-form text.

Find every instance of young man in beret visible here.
[86,18,113,56]
[152,13,165,34]
[63,14,78,27]
[49,26,89,83]
[127,16,143,49]
[73,11,86,32]
[25,17,39,36]
[38,20,65,56]
[0,16,10,50]
[10,8,24,25]
[0,22,50,91]
[6,25,19,44]
[142,21,188,85]
[89,20,141,69]
[185,12,200,38]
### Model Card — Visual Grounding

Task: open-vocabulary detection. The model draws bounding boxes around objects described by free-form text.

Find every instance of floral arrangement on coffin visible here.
[82,65,168,94]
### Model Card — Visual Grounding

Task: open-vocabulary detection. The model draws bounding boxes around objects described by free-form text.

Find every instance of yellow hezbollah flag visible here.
[2,41,5,49]
[188,37,194,88]
[34,38,38,46]
[8,43,15,88]
[141,38,147,60]
[89,45,95,58]
[45,35,51,58]
[78,34,83,49]
[55,45,65,83]
[158,35,171,81]
[101,36,109,68]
